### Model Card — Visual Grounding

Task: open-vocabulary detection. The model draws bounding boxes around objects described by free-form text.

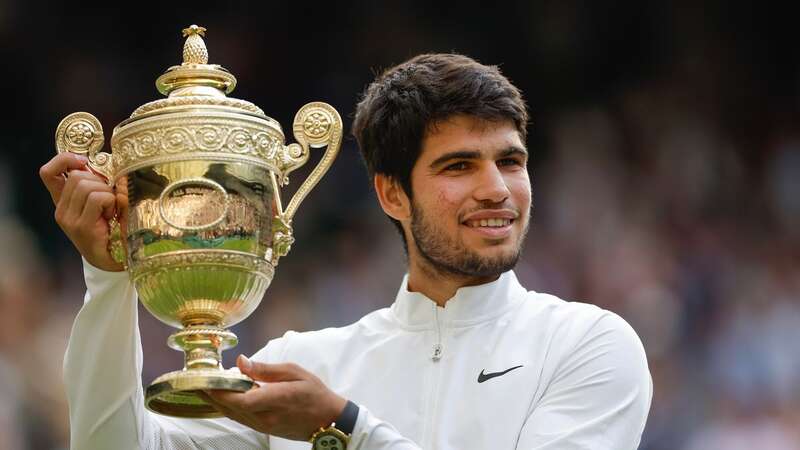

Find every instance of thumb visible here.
[102,202,116,221]
[40,152,89,203]
[237,355,304,382]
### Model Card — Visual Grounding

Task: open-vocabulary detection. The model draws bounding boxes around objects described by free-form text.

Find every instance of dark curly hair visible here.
[352,53,528,244]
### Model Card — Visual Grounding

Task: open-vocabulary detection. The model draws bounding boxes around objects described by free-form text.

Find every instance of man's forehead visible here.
[424,114,516,136]
[421,115,524,157]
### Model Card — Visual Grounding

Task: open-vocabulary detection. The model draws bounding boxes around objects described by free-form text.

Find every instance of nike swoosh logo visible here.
[477,365,524,383]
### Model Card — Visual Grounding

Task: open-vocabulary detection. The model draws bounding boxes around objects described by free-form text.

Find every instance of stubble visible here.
[410,201,529,279]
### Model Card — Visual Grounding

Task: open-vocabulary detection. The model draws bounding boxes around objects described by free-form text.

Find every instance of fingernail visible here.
[73,154,89,163]
[239,355,252,371]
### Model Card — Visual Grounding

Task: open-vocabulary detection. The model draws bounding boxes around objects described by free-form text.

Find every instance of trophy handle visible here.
[268,102,341,262]
[279,102,342,220]
[55,112,115,181]
[55,112,126,267]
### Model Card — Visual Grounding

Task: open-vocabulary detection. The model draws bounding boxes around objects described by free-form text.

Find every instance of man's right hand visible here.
[40,152,125,272]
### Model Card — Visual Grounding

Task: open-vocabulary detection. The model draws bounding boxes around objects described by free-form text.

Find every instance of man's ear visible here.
[374,174,411,222]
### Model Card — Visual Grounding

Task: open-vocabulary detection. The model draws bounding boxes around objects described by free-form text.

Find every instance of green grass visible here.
[142,237,258,257]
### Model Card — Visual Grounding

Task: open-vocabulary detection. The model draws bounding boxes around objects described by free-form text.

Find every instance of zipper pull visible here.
[432,344,442,361]
[432,304,443,361]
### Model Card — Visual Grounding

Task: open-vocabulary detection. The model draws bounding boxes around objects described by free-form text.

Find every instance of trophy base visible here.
[145,368,255,418]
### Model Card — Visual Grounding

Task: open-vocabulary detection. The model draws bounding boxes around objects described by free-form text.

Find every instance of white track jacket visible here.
[64,260,652,449]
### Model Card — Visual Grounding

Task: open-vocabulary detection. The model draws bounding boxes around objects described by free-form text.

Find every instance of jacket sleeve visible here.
[63,258,269,449]
[347,406,422,450]
[515,312,653,450]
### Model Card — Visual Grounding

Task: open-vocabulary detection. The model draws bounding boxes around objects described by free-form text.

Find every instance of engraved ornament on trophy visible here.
[54,25,342,418]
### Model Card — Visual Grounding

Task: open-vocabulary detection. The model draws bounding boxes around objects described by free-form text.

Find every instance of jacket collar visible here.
[390,270,527,329]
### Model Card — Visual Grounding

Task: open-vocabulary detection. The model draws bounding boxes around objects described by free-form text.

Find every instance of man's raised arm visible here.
[43,153,268,449]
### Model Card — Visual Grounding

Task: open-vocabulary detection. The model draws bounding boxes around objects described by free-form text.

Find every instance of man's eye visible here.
[498,158,522,167]
[444,162,468,171]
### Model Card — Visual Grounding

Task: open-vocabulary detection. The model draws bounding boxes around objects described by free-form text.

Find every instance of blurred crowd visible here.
[2,1,800,449]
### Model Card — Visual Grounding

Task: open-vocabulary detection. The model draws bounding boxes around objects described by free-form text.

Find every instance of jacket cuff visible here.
[82,257,130,303]
[349,404,369,448]
[348,404,421,449]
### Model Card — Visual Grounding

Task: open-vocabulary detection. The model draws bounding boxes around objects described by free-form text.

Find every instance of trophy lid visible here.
[128,25,268,120]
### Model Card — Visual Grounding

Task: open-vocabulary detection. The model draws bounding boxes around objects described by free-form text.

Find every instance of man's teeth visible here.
[466,218,512,227]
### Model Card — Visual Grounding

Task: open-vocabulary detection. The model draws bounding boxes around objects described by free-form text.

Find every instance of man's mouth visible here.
[465,218,513,228]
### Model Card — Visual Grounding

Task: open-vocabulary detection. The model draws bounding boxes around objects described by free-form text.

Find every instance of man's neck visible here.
[406,258,500,307]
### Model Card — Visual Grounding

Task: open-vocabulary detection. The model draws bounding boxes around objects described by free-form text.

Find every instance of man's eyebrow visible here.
[429,150,482,168]
[429,147,529,169]
[499,146,528,158]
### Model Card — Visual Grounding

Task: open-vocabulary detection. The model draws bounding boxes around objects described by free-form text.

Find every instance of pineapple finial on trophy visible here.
[181,24,209,65]
[155,25,236,97]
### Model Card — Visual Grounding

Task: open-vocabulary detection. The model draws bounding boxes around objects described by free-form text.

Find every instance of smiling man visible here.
[43,53,651,449]
[378,114,530,302]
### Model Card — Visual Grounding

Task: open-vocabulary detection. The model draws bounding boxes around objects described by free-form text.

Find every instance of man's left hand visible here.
[204,356,348,441]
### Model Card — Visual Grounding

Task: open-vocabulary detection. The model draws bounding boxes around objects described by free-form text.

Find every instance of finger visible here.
[212,378,305,416]
[205,382,289,413]
[84,165,110,184]
[59,170,105,207]
[67,179,112,227]
[199,391,261,429]
[78,191,116,228]
[205,388,250,410]
[102,201,116,221]
[40,153,89,203]
[238,356,305,383]
[197,391,240,417]
[70,177,111,210]
[56,171,104,227]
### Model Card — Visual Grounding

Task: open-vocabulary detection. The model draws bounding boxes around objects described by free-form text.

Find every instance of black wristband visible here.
[334,400,359,435]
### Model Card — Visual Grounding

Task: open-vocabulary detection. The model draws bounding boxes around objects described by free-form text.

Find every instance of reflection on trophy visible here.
[53,25,342,418]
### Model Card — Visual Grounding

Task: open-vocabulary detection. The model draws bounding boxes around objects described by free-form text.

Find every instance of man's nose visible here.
[473,164,510,203]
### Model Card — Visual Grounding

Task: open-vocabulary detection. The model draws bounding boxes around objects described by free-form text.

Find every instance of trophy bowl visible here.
[54,25,341,418]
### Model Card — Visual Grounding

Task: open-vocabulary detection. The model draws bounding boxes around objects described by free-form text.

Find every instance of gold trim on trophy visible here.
[54,25,341,418]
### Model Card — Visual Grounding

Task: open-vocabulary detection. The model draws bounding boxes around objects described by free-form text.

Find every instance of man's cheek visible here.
[511,180,532,209]
[435,182,457,200]
[435,188,464,214]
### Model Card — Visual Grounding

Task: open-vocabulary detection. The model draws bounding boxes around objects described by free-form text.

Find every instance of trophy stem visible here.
[145,325,254,418]
[167,325,238,369]
[185,345,222,369]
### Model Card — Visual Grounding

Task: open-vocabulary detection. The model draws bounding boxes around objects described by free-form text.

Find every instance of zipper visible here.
[423,302,446,448]
[432,303,443,361]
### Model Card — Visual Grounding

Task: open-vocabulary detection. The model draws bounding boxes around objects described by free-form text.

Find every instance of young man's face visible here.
[405,114,531,278]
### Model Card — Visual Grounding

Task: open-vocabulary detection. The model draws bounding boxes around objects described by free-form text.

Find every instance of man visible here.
[41,53,652,449]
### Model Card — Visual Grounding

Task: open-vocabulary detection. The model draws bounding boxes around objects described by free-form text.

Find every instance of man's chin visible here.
[461,259,518,279]
[458,249,522,277]
[466,237,521,255]
[417,245,521,279]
